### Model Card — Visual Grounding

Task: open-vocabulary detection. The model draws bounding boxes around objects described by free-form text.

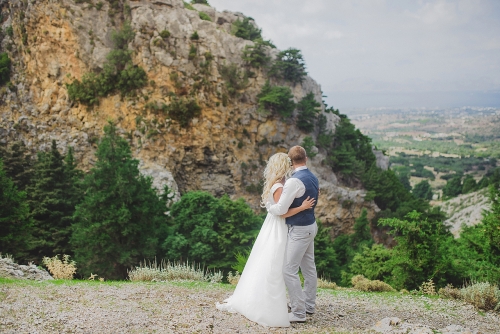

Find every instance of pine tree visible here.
[27,141,80,261]
[71,122,166,279]
[0,141,34,191]
[0,159,32,260]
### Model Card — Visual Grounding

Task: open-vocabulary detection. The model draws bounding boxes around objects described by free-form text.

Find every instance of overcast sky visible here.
[209,0,500,110]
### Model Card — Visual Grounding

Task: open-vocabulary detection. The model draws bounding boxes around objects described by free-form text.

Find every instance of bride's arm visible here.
[281,196,316,218]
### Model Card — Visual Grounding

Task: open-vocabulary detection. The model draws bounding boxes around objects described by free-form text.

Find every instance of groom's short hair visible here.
[289,146,307,164]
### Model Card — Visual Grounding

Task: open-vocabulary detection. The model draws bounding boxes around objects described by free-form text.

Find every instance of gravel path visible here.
[1,280,499,333]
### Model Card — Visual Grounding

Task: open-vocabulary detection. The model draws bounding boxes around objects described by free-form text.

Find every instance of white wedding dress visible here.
[216,183,290,327]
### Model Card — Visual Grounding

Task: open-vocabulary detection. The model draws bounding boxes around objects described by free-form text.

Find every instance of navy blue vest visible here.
[285,169,319,226]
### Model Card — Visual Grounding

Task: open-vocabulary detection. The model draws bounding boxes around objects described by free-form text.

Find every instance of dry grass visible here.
[460,282,500,311]
[227,271,240,285]
[42,255,77,279]
[438,284,461,300]
[317,277,337,289]
[128,259,223,283]
[419,279,437,295]
[351,275,395,292]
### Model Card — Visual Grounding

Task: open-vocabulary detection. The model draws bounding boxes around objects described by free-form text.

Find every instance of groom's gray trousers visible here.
[284,222,318,318]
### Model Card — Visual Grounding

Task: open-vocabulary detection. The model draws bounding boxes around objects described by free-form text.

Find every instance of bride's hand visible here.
[300,196,316,210]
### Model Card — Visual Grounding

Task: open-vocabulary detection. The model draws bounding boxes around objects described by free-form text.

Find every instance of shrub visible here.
[227,271,240,285]
[190,31,199,40]
[351,275,395,292]
[95,1,103,10]
[242,38,271,68]
[0,53,11,86]
[166,97,201,128]
[188,44,197,60]
[199,12,211,21]
[159,30,171,39]
[128,259,222,283]
[270,48,307,84]
[232,249,250,274]
[42,255,77,280]
[413,180,433,200]
[302,136,317,158]
[232,17,261,41]
[192,0,210,4]
[460,282,500,311]
[219,63,248,97]
[67,22,147,105]
[183,1,195,10]
[297,92,321,132]
[419,279,437,295]
[438,284,461,300]
[317,277,337,289]
[6,26,13,37]
[257,80,295,118]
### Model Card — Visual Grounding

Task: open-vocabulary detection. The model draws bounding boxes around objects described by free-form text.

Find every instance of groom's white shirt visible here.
[267,166,307,216]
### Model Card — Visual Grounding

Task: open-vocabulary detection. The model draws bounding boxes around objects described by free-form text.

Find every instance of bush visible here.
[227,271,241,285]
[219,63,249,97]
[317,277,337,289]
[413,180,433,200]
[6,26,13,37]
[460,282,500,311]
[0,52,11,86]
[191,0,210,4]
[183,1,195,10]
[443,175,462,198]
[438,284,461,300]
[42,255,77,280]
[232,17,261,41]
[166,97,201,128]
[190,31,199,40]
[128,259,222,283]
[67,22,147,105]
[257,80,295,118]
[242,38,271,68]
[351,275,395,292]
[270,48,307,84]
[188,44,197,60]
[159,30,171,39]
[199,12,211,21]
[302,136,317,158]
[297,92,321,132]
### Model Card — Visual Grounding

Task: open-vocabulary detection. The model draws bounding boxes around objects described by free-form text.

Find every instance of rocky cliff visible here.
[0,0,379,237]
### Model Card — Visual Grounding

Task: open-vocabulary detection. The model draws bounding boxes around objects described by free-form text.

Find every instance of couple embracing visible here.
[217,145,319,327]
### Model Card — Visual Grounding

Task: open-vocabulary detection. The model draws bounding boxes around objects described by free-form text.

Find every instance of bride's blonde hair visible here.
[260,153,293,207]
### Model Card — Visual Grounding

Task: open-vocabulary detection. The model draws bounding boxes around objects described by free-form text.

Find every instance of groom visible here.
[268,145,319,323]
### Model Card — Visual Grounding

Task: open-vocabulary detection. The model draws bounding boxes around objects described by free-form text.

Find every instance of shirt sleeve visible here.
[268,178,305,216]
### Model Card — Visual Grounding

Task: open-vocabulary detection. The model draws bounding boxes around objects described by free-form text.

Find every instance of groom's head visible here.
[288,146,307,167]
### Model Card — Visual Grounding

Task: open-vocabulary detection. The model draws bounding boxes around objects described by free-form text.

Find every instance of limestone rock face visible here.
[0,0,379,238]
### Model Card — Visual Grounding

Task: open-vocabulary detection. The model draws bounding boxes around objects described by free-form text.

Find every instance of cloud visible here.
[209,0,500,108]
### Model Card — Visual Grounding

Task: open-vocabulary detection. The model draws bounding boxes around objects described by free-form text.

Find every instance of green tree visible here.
[71,122,167,279]
[67,22,147,105]
[412,180,433,200]
[257,80,296,118]
[349,244,393,282]
[0,141,34,191]
[314,220,340,281]
[163,192,262,272]
[301,136,317,158]
[27,141,82,261]
[379,211,455,289]
[242,38,271,69]
[191,0,210,5]
[231,17,262,41]
[0,159,32,260]
[0,52,11,86]
[270,48,307,84]
[442,175,462,198]
[462,175,477,194]
[296,92,321,132]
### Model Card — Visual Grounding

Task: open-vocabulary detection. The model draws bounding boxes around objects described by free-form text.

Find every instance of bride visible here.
[216,153,315,327]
